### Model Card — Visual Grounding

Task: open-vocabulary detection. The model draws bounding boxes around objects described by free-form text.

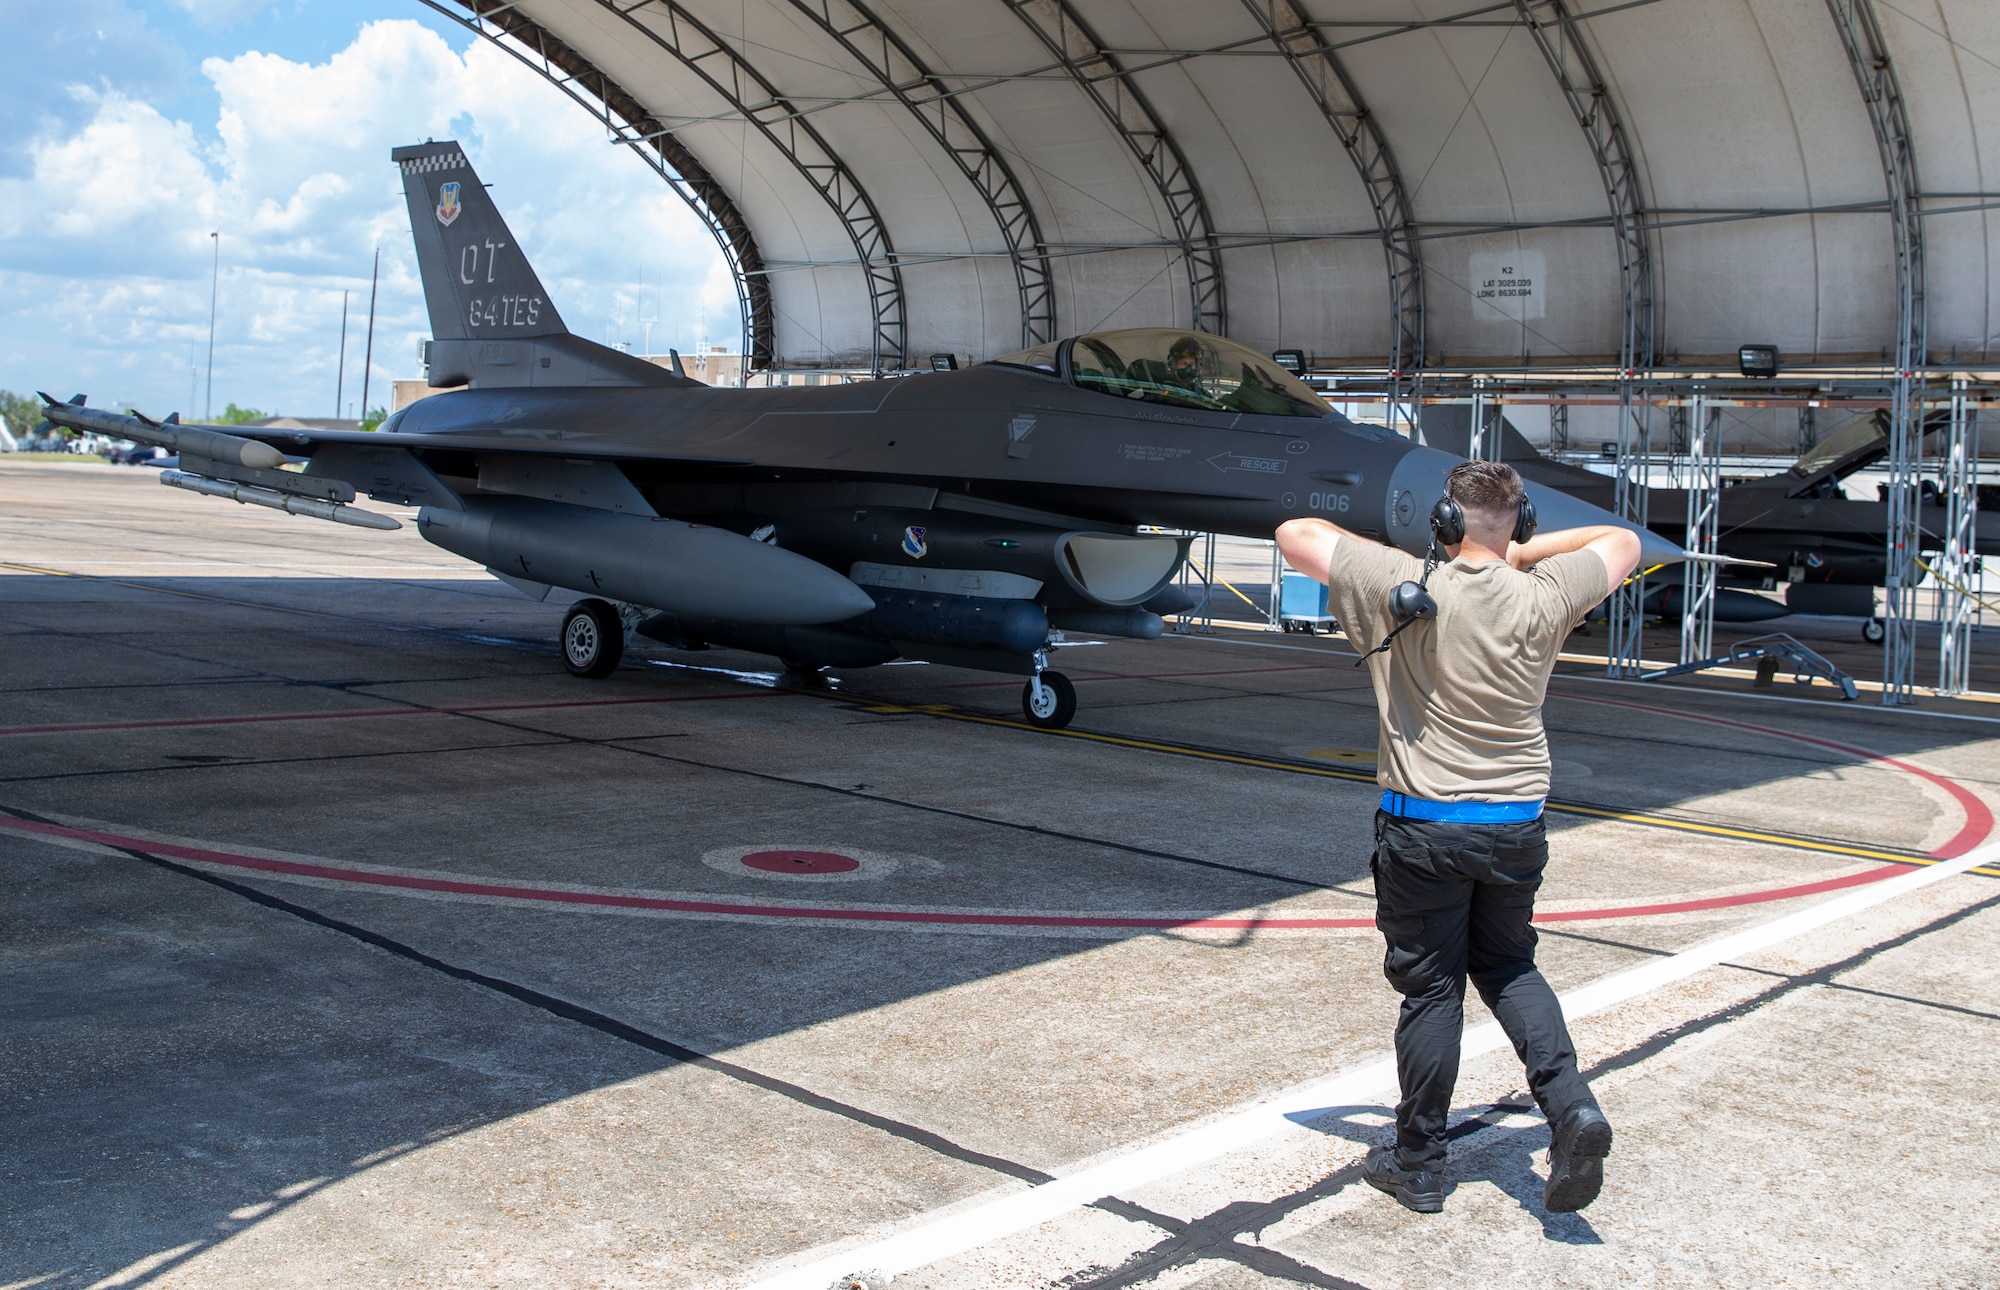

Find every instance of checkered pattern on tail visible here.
[398,152,466,175]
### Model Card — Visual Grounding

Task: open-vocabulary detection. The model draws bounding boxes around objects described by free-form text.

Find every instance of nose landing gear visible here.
[1021,651,1076,729]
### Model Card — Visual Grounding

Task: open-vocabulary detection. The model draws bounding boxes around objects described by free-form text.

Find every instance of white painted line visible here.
[748,840,2000,1290]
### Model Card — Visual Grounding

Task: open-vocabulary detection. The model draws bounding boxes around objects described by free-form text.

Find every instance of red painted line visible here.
[0,814,1930,930]
[0,690,775,738]
[1564,693,1995,859]
[1532,863,1903,920]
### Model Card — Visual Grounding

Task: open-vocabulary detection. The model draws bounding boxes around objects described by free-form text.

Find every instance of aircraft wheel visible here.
[1862,617,1886,645]
[1021,670,1076,729]
[561,598,624,678]
[779,659,831,689]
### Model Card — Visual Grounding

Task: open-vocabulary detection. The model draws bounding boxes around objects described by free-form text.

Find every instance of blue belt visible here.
[1379,790,1544,823]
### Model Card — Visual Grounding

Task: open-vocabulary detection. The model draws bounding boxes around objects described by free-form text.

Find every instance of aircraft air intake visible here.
[1054,533,1185,606]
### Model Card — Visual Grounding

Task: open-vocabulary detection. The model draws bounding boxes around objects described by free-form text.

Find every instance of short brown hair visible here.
[1445,459,1525,517]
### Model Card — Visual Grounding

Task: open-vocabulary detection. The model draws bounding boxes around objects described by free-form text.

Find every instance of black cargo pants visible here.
[1370,810,1596,1170]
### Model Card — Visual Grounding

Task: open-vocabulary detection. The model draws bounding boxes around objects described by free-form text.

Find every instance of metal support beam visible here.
[1238,0,1425,434]
[1003,0,1227,334]
[1471,383,1504,460]
[1679,392,1720,665]
[1608,392,1654,669]
[1514,0,1658,677]
[782,0,1056,348]
[436,0,772,372]
[1938,377,1980,695]
[589,0,907,372]
[1825,0,1926,704]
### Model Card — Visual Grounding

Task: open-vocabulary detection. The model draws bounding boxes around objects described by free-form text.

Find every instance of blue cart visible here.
[1279,572,1339,634]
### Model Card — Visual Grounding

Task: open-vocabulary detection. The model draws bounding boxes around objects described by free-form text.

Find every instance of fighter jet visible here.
[1424,406,1999,637]
[38,141,1680,728]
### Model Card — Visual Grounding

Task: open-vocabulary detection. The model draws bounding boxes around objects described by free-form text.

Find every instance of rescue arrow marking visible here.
[1205,451,1288,475]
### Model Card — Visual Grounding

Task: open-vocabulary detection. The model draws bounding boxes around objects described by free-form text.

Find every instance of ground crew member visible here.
[1276,460,1642,1215]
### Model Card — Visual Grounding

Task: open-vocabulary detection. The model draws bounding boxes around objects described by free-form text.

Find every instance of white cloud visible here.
[171,0,276,28]
[0,18,736,417]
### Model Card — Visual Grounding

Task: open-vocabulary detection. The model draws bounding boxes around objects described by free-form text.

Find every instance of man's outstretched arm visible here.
[1509,525,1643,586]
[1276,517,1364,582]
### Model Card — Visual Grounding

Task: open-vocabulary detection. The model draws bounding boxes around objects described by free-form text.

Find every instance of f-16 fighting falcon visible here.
[38,141,1683,729]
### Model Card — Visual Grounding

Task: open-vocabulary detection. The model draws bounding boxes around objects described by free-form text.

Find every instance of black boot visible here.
[1544,1104,1613,1212]
[1362,1144,1446,1213]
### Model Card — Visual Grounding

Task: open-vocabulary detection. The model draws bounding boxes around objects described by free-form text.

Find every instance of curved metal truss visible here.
[1239,0,1425,428]
[584,0,908,372]
[434,0,771,372]
[1003,0,1227,335]
[1512,0,1654,374]
[783,0,1056,349]
[1513,0,1657,677]
[1824,0,1926,703]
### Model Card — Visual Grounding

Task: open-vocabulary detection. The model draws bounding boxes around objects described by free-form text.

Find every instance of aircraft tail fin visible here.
[394,141,564,342]
[391,141,681,390]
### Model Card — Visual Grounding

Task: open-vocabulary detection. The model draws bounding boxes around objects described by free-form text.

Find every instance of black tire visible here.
[1020,670,1077,729]
[561,598,624,678]
[779,658,831,689]
[1862,617,1886,645]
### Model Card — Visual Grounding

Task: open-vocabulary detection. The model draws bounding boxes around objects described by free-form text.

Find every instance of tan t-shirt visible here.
[1323,541,1608,802]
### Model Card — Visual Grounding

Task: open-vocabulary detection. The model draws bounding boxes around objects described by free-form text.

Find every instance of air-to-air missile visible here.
[37,140,1687,729]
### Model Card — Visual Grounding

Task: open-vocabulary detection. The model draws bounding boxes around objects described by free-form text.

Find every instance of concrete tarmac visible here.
[2,460,1996,1289]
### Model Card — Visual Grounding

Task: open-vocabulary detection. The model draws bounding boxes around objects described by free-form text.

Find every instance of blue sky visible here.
[0,0,738,421]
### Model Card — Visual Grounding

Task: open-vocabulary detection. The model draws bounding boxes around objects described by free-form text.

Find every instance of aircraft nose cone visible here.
[1383,443,1684,566]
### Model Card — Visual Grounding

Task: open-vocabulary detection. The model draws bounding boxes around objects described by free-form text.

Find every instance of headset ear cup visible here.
[1430,496,1464,546]
[1514,495,1538,545]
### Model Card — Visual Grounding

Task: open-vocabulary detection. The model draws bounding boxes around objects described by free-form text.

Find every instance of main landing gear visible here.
[561,598,624,678]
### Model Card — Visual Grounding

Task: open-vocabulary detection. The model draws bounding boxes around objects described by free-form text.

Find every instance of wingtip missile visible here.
[1680,551,1777,568]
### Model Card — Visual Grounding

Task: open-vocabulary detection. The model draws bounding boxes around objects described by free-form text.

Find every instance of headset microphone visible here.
[1357,548,1441,666]
[1388,580,1438,622]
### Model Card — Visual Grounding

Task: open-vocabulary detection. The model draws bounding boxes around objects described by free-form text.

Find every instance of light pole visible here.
[204,231,219,421]
[359,249,379,425]
[335,289,349,420]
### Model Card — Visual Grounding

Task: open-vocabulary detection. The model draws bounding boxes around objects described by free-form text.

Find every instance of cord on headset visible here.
[1355,539,1442,666]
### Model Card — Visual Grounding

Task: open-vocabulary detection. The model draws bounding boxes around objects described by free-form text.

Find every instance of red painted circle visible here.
[739,849,861,875]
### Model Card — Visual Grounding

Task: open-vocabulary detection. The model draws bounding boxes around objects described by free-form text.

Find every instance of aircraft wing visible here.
[37,397,753,467]
[34,395,761,536]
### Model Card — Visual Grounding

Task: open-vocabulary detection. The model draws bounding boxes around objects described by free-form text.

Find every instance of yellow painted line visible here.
[19,559,1995,876]
[865,697,2000,877]
[1178,614,2000,704]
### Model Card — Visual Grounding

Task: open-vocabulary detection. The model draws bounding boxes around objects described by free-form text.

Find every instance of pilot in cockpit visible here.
[1166,336,1205,393]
